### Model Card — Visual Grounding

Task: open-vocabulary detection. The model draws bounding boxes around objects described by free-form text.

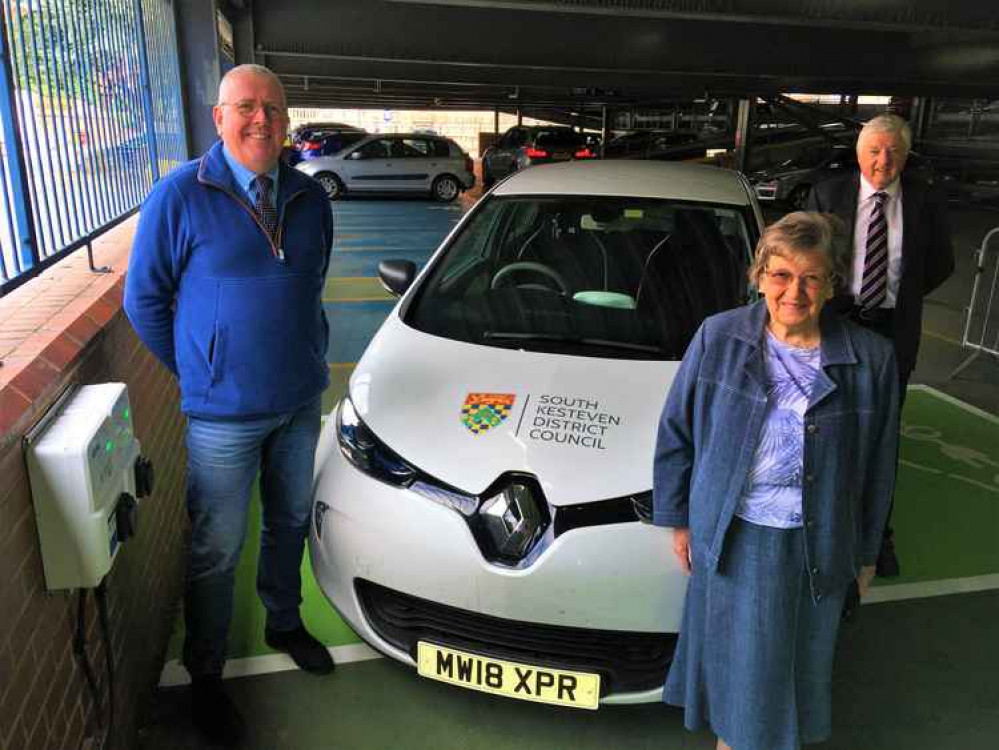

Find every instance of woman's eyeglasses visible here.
[764,269,828,290]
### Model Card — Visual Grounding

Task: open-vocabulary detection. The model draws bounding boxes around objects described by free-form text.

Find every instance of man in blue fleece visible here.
[125,64,334,746]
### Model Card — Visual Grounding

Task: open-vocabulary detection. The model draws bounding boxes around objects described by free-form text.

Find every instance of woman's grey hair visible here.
[858,113,912,154]
[748,211,850,289]
[217,64,285,106]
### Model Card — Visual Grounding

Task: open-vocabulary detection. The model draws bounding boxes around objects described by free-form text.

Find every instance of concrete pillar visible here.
[733,97,756,173]
[175,0,225,156]
[600,106,608,158]
[911,97,931,142]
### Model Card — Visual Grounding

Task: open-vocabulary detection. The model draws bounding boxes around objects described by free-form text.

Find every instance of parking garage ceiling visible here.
[233,0,999,111]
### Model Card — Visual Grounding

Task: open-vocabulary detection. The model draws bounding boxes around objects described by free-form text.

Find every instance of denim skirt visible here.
[663,518,848,750]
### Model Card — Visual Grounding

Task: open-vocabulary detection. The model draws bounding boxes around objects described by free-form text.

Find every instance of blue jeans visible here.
[182,397,321,677]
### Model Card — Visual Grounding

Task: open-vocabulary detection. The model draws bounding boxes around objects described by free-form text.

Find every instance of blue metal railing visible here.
[0,0,187,295]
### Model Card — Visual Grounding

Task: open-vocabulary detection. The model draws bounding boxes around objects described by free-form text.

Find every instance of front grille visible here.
[356,578,676,696]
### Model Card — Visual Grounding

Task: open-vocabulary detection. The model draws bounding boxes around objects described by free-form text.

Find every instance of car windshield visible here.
[405,196,756,360]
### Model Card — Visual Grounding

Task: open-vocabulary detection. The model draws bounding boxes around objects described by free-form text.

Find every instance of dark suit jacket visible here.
[807,170,955,375]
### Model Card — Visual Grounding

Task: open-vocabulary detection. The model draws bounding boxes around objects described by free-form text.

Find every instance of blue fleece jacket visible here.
[124,141,334,419]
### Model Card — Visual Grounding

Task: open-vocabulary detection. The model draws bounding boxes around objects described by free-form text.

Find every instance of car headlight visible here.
[336,396,418,487]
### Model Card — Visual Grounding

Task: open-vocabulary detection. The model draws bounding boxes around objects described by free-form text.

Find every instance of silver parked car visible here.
[296,132,475,202]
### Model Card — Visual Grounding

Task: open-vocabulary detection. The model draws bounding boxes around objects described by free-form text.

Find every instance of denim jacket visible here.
[653,300,899,601]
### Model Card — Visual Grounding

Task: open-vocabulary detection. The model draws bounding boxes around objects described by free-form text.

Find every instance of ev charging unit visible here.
[25,383,153,591]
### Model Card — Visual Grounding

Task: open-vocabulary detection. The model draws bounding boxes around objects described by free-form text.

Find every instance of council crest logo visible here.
[461,393,516,435]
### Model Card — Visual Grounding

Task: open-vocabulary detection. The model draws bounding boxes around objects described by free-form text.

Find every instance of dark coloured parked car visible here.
[603,130,703,160]
[481,126,597,187]
[291,121,364,145]
[750,143,857,209]
[292,123,368,161]
[299,131,369,160]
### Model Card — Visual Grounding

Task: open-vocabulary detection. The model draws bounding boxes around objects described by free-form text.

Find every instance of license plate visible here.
[417,641,600,710]
[553,151,571,160]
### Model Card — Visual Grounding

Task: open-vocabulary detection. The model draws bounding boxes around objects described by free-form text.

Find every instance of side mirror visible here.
[348,151,363,160]
[378,260,417,297]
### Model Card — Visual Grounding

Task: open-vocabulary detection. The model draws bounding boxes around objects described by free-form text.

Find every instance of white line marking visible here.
[158,642,383,687]
[157,573,999,687]
[907,384,999,424]
[898,458,943,474]
[863,573,999,605]
[948,473,999,494]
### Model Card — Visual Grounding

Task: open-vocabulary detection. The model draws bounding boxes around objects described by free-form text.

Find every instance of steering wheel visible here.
[490,261,570,295]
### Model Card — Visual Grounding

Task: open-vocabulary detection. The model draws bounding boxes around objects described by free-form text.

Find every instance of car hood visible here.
[346,315,680,506]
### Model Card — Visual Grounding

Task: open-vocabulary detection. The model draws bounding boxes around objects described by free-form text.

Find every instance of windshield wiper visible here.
[483,331,663,354]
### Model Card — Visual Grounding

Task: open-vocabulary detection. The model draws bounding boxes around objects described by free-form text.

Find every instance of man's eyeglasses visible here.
[221,100,286,120]
[764,269,828,291]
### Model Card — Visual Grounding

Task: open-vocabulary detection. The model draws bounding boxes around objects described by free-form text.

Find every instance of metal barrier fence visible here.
[0,0,186,295]
[950,225,999,378]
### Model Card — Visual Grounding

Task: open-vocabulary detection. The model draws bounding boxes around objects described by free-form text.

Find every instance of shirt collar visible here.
[859,173,901,203]
[733,299,856,367]
[221,145,279,198]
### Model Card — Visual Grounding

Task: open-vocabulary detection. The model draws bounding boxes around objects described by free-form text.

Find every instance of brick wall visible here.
[0,222,188,750]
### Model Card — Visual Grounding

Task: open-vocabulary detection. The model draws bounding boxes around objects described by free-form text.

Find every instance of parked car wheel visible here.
[789,184,811,210]
[316,172,344,200]
[482,162,495,189]
[432,174,460,202]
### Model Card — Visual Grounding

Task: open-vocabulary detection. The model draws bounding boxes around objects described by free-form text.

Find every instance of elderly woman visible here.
[653,212,899,750]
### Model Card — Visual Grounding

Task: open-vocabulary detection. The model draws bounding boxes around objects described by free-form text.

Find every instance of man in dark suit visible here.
[808,113,955,580]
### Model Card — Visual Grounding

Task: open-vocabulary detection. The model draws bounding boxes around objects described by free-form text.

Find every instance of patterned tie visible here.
[252,174,277,239]
[859,191,888,309]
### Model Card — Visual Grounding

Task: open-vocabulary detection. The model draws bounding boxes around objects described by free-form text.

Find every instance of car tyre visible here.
[482,162,495,189]
[789,184,811,211]
[316,172,344,200]
[432,174,460,203]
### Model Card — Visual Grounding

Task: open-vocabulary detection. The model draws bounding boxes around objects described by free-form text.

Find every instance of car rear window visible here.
[533,129,584,149]
[404,196,756,360]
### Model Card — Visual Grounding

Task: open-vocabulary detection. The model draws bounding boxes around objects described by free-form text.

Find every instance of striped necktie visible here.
[252,174,278,239]
[859,191,888,309]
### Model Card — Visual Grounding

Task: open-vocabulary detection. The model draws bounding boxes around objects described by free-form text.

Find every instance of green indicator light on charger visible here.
[123,407,130,420]
[106,440,114,453]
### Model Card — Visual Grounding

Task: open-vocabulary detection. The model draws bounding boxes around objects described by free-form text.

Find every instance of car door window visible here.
[399,138,436,157]
[356,139,391,159]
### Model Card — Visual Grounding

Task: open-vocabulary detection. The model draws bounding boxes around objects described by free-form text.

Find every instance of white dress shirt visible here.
[851,176,903,307]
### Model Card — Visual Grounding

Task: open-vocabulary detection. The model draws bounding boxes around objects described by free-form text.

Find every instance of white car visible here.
[295,132,475,202]
[310,161,764,709]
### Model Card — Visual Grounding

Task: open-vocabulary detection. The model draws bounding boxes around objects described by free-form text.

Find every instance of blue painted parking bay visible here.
[322,196,473,401]
[328,199,466,276]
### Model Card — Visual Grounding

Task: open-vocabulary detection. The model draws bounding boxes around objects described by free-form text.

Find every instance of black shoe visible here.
[876,534,901,578]
[191,675,245,747]
[264,625,335,675]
